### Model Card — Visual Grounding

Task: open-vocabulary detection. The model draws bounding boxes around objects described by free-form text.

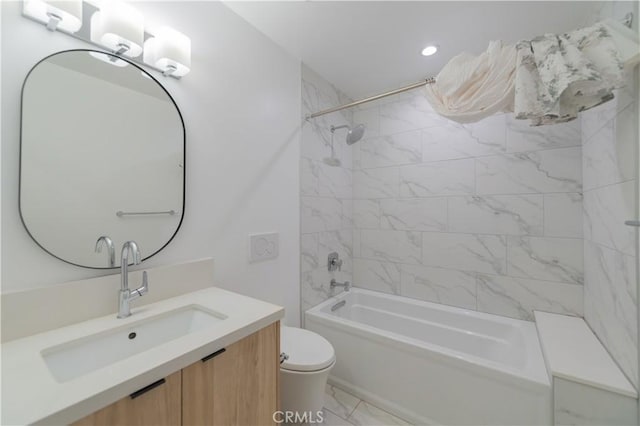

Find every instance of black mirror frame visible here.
[18,49,186,269]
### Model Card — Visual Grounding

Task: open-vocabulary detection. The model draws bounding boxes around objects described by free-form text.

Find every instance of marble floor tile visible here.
[322,408,355,426]
[324,384,361,420]
[348,401,412,426]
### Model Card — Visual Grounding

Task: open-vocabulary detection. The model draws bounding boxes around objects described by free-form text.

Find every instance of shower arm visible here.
[306,77,436,120]
[330,124,349,132]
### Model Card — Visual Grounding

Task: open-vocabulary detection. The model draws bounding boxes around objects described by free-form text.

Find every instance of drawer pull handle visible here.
[201,348,226,363]
[129,378,165,399]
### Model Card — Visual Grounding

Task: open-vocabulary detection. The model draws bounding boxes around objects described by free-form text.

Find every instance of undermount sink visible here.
[41,305,226,383]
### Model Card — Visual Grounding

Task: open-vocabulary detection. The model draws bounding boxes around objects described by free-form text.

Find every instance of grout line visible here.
[584,238,636,259]
[349,252,584,287]
[344,143,583,171]
[355,228,583,241]
[348,398,413,426]
[347,400,363,421]
[323,406,352,423]
[346,396,362,418]
[350,191,585,200]
[583,178,635,193]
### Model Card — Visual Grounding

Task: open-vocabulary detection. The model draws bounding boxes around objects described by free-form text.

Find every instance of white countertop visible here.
[2,287,284,425]
[534,311,637,398]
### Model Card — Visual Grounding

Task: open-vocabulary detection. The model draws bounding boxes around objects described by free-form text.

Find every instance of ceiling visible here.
[225,1,605,100]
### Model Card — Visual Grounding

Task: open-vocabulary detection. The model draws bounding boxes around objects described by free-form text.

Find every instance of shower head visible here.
[330,123,366,145]
[346,124,365,145]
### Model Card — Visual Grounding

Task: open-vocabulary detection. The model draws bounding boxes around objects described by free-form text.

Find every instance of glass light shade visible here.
[88,51,128,67]
[90,1,144,58]
[143,27,191,77]
[23,0,83,33]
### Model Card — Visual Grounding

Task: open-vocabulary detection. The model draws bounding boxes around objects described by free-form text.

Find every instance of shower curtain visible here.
[425,19,639,126]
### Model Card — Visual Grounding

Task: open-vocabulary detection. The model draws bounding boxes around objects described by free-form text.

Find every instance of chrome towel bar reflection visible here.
[116,210,176,217]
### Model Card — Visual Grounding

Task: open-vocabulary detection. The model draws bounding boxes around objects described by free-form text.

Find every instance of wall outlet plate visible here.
[249,233,279,263]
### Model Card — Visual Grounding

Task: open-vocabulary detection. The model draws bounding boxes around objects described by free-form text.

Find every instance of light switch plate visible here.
[249,233,279,262]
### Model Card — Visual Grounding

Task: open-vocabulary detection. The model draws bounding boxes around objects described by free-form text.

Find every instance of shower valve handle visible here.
[328,252,342,271]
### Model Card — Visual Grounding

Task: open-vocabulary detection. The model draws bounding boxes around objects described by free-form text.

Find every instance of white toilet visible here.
[280,326,336,415]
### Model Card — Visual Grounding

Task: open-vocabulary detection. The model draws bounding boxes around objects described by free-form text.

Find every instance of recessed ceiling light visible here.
[421,45,438,56]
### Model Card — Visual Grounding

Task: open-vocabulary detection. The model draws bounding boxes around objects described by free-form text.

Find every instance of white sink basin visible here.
[41,305,226,382]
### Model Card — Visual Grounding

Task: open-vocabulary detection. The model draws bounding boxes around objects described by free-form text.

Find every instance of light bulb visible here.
[421,45,438,56]
[90,1,144,58]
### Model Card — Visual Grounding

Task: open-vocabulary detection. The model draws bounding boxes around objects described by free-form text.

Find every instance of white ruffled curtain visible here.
[424,20,638,126]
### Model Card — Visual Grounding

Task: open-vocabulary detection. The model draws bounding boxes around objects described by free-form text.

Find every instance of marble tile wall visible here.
[582,74,638,389]
[300,65,354,313]
[351,93,585,322]
[553,378,637,426]
[300,58,638,392]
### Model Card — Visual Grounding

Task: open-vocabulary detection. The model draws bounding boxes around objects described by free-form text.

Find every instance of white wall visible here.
[1,1,302,326]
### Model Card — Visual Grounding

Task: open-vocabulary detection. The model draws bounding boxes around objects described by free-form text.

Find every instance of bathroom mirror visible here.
[20,49,185,268]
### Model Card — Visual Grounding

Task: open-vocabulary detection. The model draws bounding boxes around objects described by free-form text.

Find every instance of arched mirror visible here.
[20,49,185,268]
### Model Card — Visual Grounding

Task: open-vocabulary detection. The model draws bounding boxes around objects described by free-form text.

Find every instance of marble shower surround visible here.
[582,76,638,389]
[300,65,354,313]
[351,93,585,322]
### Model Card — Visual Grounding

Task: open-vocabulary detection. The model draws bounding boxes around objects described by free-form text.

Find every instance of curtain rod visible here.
[305,77,436,119]
[306,12,635,120]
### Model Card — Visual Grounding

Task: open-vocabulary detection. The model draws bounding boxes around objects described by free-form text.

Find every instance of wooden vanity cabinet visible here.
[73,371,182,426]
[72,322,279,426]
[182,322,279,426]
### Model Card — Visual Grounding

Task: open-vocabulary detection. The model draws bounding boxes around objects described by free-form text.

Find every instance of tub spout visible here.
[330,279,351,291]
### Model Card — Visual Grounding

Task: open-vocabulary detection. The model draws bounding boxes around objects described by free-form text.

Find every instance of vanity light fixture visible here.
[90,0,144,57]
[143,27,191,77]
[22,0,191,79]
[421,45,438,56]
[23,0,83,32]
[88,51,128,67]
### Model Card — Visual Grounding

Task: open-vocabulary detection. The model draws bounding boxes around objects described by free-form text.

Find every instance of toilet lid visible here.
[280,326,335,372]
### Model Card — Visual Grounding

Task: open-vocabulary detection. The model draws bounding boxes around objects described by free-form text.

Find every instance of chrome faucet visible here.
[95,236,115,267]
[118,241,148,318]
[330,279,351,291]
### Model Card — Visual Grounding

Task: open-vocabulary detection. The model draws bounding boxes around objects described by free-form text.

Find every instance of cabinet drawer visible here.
[72,371,181,426]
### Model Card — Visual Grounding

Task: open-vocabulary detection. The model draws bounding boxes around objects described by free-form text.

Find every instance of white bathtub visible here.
[305,288,551,425]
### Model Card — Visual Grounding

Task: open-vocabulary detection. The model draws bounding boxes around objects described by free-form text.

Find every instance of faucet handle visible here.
[133,271,149,297]
[328,252,343,271]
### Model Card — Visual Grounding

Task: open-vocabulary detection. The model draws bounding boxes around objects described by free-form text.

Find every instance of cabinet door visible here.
[182,322,279,426]
[73,371,181,426]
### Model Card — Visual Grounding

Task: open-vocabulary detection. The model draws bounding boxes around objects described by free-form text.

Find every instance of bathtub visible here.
[305,288,551,425]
